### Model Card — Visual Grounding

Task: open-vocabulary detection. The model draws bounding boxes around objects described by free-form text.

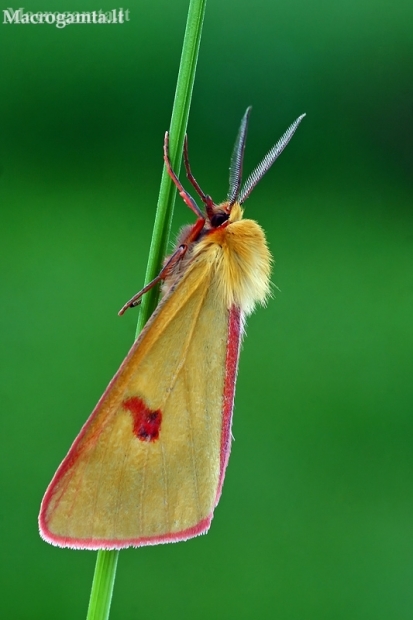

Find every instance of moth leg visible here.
[119,133,209,317]
[183,135,215,221]
[118,245,186,316]
[163,132,205,221]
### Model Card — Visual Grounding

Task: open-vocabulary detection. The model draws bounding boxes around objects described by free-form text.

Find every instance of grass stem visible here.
[85,1,207,618]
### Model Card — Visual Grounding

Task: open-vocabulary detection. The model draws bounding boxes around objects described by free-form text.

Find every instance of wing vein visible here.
[160,443,170,531]
[183,363,201,520]
[89,425,117,538]
[112,437,133,538]
[139,448,149,533]
[158,275,211,412]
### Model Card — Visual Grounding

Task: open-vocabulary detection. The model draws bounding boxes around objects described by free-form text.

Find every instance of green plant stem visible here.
[85,1,207,619]
[86,550,119,620]
[136,0,207,337]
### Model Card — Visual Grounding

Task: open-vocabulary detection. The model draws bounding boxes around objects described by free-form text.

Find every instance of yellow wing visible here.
[39,253,238,548]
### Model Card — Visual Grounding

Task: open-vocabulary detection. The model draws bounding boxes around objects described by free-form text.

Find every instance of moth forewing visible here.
[39,108,304,548]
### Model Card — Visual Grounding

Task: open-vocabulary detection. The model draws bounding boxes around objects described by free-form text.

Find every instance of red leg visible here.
[118,245,187,315]
[119,134,209,316]
[163,132,204,220]
[183,136,216,221]
[183,135,207,202]
[118,216,205,316]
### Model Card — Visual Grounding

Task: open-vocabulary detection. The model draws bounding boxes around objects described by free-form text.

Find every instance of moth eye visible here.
[210,212,229,228]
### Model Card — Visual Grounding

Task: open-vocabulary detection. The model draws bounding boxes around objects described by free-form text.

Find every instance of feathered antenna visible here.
[238,113,306,205]
[227,107,252,206]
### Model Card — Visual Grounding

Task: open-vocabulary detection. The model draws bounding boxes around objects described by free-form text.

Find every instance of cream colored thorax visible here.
[165,202,272,317]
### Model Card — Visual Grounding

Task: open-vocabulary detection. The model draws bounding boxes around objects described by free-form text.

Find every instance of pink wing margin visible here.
[38,306,243,549]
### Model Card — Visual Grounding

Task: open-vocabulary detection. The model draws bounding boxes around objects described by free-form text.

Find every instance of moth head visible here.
[199,201,243,229]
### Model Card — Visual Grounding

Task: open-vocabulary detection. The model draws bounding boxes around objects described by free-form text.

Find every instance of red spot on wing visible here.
[123,397,162,442]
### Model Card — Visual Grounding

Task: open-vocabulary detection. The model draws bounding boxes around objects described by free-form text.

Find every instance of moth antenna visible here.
[227,107,252,206]
[238,113,306,205]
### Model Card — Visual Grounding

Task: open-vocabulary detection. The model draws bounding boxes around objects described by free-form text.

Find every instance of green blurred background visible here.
[1,0,413,617]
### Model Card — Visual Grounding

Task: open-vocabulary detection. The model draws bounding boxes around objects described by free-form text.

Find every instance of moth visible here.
[39,108,305,549]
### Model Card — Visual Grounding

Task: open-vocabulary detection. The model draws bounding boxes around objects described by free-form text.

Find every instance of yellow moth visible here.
[39,108,305,549]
